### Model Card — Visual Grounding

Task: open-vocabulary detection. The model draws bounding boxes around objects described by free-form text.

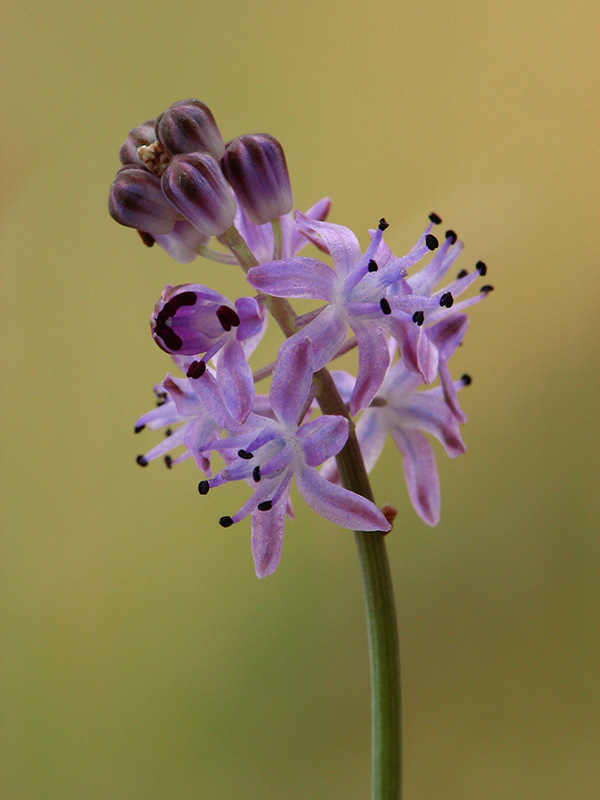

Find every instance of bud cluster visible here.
[110,99,492,577]
[109,99,293,263]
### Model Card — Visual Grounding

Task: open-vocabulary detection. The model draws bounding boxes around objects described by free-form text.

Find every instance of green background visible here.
[2,0,598,797]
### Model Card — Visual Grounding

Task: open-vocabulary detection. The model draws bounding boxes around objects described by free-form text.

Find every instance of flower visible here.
[197,337,391,578]
[246,213,448,415]
[323,334,470,526]
[134,374,222,475]
[151,285,266,423]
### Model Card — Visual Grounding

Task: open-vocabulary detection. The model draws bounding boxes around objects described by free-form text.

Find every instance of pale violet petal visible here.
[295,465,391,531]
[297,415,349,466]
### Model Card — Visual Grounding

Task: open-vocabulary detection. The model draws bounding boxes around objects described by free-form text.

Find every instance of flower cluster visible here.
[110,99,492,577]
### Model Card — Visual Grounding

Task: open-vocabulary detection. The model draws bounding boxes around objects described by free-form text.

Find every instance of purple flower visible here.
[198,337,391,578]
[134,374,222,475]
[324,342,469,526]
[151,285,266,423]
[246,214,449,415]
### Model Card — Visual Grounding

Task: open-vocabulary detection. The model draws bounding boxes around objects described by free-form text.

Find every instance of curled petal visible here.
[295,465,391,532]
[389,428,440,526]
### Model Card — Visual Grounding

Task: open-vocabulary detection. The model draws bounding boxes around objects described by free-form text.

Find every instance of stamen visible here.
[368,259,378,272]
[134,424,145,433]
[445,230,457,244]
[219,516,234,527]
[429,212,442,225]
[186,360,206,379]
[169,291,197,310]
[165,428,172,437]
[136,455,148,467]
[238,449,254,459]
[439,292,454,308]
[476,260,487,275]
[425,234,439,251]
[378,218,389,231]
[198,480,210,495]
[480,285,494,293]
[216,305,241,331]
[164,455,173,469]
[412,310,425,326]
[380,298,392,315]
[257,501,272,511]
[461,374,472,386]
[457,269,469,279]
[253,466,261,482]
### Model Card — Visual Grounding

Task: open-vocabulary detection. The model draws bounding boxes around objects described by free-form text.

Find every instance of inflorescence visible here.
[110,98,492,578]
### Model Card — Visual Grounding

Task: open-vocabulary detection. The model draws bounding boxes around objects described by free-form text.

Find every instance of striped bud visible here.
[161,153,236,236]
[109,167,177,235]
[222,134,293,224]
[156,99,225,160]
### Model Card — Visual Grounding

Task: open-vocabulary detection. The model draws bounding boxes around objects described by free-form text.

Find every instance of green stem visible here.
[219,223,401,799]
[314,370,401,800]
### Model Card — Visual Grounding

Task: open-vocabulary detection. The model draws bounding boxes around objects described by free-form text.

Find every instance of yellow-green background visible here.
[2,0,598,797]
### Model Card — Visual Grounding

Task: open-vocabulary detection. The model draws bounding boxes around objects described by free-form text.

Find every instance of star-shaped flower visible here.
[197,337,391,577]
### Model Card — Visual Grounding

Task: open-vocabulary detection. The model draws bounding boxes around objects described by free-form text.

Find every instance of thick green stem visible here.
[219,223,401,799]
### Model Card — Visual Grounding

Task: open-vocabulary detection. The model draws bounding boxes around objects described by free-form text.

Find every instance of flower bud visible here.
[156,99,225,160]
[222,134,292,225]
[119,120,157,167]
[161,153,236,236]
[109,167,177,235]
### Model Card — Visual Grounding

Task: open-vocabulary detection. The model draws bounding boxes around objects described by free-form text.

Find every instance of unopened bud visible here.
[222,134,292,225]
[161,153,236,236]
[156,99,225,161]
[119,120,156,167]
[109,167,177,235]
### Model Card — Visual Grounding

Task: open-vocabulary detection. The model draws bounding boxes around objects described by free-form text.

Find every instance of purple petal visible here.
[388,427,440,526]
[217,340,255,423]
[251,489,289,578]
[387,316,439,384]
[295,465,391,531]
[297,415,349,466]
[354,409,389,473]
[246,257,336,300]
[349,324,390,415]
[294,213,362,278]
[295,306,348,371]
[270,337,313,427]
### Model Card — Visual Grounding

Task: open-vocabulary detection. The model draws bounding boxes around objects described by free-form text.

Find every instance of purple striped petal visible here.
[388,427,440,526]
[269,337,313,427]
[296,306,348,370]
[217,340,255,423]
[251,489,290,578]
[246,257,336,300]
[295,465,391,531]
[350,324,390,414]
[297,415,349,466]
[294,213,362,278]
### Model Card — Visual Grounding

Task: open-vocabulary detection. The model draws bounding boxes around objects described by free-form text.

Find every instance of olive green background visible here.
[2,0,598,798]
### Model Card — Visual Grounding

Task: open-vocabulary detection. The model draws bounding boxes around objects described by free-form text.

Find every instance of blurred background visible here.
[2,0,598,797]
